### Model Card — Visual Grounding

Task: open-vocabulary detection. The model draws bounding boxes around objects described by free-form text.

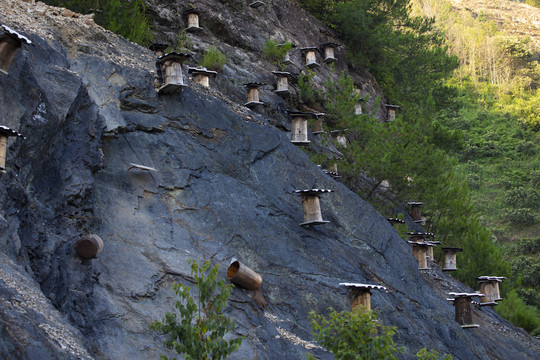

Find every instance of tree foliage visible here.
[306,309,404,360]
[150,260,243,360]
[200,46,227,71]
[41,0,154,45]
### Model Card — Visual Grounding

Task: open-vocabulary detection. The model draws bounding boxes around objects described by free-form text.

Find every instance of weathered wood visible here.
[162,60,184,85]
[75,234,104,259]
[194,74,210,87]
[351,288,371,313]
[302,195,323,223]
[324,47,335,62]
[247,87,259,103]
[227,260,262,290]
[411,244,429,269]
[283,51,292,64]
[336,134,347,147]
[443,251,457,271]
[305,50,317,66]
[455,296,474,326]
[291,116,309,144]
[0,36,20,73]
[410,204,422,221]
[0,135,7,170]
[187,13,199,28]
[387,108,396,122]
[277,76,288,92]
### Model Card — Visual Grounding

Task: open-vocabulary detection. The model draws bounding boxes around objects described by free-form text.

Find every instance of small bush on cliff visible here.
[263,39,292,68]
[150,259,243,360]
[306,309,403,359]
[42,0,154,45]
[200,46,227,71]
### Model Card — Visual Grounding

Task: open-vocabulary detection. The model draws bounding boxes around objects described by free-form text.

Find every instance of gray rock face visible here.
[0,0,539,359]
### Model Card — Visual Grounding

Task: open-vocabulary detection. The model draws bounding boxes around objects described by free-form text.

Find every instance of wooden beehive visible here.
[0,25,31,74]
[294,189,332,226]
[188,67,217,88]
[449,292,483,328]
[385,104,401,122]
[355,103,363,115]
[227,259,262,290]
[425,241,441,261]
[289,111,313,145]
[340,283,386,313]
[0,126,24,171]
[321,42,339,63]
[244,82,264,107]
[301,47,319,68]
[442,247,463,271]
[157,52,192,94]
[185,9,202,31]
[477,276,506,304]
[227,258,267,307]
[75,234,104,259]
[407,201,423,222]
[272,71,293,95]
[408,241,432,270]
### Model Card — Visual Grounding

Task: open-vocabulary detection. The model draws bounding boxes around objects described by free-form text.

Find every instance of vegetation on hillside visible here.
[151,259,243,360]
[41,0,154,45]
[300,0,540,334]
[306,308,453,359]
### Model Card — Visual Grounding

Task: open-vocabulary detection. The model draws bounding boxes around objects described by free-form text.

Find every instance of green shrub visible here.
[171,30,193,53]
[200,46,227,71]
[150,259,243,360]
[299,70,316,104]
[263,39,292,67]
[505,187,540,209]
[497,290,540,334]
[416,348,453,360]
[42,0,154,45]
[503,207,537,225]
[306,309,404,359]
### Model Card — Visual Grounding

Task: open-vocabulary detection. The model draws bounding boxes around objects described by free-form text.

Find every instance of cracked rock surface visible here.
[0,0,539,359]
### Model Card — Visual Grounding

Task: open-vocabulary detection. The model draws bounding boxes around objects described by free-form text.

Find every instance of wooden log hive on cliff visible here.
[75,235,104,259]
[272,71,293,95]
[321,42,340,64]
[442,247,463,271]
[449,292,484,328]
[294,189,333,226]
[477,276,506,305]
[185,9,203,32]
[244,82,265,108]
[300,47,320,68]
[188,67,217,88]
[0,126,25,172]
[385,104,401,122]
[288,111,314,145]
[157,52,192,94]
[0,24,31,74]
[339,283,387,313]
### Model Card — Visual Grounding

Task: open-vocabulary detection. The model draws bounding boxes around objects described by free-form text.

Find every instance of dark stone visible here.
[0,1,538,360]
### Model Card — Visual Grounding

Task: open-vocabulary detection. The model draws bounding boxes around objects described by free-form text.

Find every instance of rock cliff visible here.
[0,0,539,359]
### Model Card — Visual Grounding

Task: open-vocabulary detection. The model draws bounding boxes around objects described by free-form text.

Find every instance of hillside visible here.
[451,0,540,48]
[413,0,540,320]
[0,0,539,359]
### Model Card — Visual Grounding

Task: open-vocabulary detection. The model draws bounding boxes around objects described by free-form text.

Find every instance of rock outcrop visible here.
[0,0,539,359]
